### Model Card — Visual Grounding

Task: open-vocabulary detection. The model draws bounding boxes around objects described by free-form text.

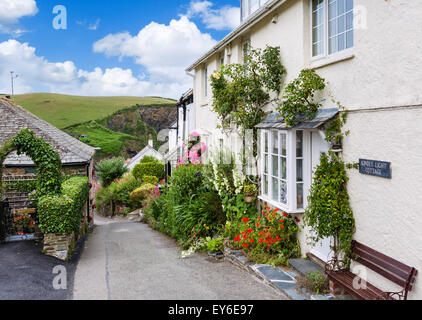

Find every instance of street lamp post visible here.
[10,71,18,100]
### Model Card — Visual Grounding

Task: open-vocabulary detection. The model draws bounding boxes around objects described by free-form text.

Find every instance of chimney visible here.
[148,134,153,148]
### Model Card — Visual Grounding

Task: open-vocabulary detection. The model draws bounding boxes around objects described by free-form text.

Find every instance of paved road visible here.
[0,237,84,300]
[73,215,287,300]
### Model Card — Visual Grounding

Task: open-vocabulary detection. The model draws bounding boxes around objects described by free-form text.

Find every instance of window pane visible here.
[297,184,304,209]
[272,155,279,177]
[329,36,337,54]
[280,181,287,204]
[263,175,268,195]
[338,15,345,33]
[241,0,249,20]
[337,0,345,15]
[329,20,337,37]
[296,131,303,158]
[346,30,354,48]
[338,34,345,51]
[313,0,324,11]
[280,134,287,156]
[329,0,337,19]
[250,0,259,13]
[272,178,279,202]
[264,154,268,174]
[264,132,268,153]
[297,159,303,182]
[272,131,279,154]
[346,0,353,11]
[346,11,353,30]
[281,157,287,180]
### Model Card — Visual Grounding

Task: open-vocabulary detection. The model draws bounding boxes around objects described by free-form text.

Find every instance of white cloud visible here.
[0,39,193,98]
[0,0,38,36]
[186,1,240,31]
[93,16,217,84]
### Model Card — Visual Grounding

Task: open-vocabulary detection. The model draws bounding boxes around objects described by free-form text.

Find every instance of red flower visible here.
[242,217,250,223]
[283,213,288,217]
[296,218,301,223]
[234,235,240,242]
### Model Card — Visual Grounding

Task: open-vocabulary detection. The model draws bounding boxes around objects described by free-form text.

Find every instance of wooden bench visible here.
[325,240,418,300]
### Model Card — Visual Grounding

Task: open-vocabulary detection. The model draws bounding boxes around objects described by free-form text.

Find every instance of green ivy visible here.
[304,152,356,260]
[278,69,326,127]
[37,176,90,235]
[4,180,37,194]
[12,129,63,196]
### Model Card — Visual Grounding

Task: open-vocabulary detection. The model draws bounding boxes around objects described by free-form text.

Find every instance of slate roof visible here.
[0,98,96,166]
[255,108,339,130]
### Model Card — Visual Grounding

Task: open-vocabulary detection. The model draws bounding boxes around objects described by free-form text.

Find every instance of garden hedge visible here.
[38,176,90,235]
[132,162,165,180]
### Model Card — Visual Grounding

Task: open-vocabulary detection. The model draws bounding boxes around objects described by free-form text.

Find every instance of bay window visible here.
[260,129,310,213]
[311,0,354,58]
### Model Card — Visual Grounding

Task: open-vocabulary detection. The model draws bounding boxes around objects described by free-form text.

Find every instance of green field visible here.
[66,121,145,159]
[10,93,176,129]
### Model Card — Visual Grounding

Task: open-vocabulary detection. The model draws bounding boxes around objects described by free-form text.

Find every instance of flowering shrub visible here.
[178,132,207,166]
[232,207,301,264]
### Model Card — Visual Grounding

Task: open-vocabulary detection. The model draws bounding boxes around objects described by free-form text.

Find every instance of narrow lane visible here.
[73,215,287,300]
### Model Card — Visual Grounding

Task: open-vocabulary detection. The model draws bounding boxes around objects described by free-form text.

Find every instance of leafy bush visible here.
[206,237,223,252]
[108,175,142,207]
[96,157,128,187]
[142,175,159,185]
[155,164,224,243]
[132,162,165,181]
[140,155,159,164]
[38,176,90,235]
[129,183,156,209]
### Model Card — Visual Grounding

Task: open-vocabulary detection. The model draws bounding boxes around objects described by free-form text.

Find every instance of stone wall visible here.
[43,233,75,261]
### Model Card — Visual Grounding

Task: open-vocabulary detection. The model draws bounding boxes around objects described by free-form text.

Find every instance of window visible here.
[241,0,270,21]
[311,0,354,58]
[219,52,225,67]
[260,129,309,212]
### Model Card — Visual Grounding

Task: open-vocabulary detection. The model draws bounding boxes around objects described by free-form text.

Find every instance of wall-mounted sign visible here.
[359,159,391,179]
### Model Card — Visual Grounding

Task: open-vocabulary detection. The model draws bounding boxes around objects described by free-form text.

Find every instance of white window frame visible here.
[241,0,270,21]
[310,0,354,62]
[259,129,312,213]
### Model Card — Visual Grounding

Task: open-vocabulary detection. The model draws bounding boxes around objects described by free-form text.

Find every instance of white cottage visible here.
[185,0,422,299]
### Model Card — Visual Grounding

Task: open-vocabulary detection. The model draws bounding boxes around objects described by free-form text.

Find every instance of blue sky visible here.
[0,0,240,98]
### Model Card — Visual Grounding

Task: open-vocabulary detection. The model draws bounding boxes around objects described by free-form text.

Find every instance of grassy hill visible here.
[10,93,176,129]
[1,93,177,161]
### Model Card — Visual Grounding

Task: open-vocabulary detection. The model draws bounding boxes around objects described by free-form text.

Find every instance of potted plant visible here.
[244,184,257,203]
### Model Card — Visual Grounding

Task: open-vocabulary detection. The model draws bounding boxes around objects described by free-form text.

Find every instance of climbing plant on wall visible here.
[277,68,326,127]
[0,129,63,199]
[211,45,286,132]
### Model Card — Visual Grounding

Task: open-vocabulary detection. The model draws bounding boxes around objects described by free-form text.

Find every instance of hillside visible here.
[66,105,178,160]
[11,93,176,129]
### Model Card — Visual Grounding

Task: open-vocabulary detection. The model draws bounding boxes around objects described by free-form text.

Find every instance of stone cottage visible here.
[0,97,96,239]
